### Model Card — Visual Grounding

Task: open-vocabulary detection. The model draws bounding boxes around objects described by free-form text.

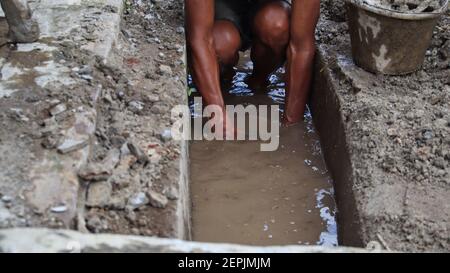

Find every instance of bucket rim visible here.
[345,0,449,20]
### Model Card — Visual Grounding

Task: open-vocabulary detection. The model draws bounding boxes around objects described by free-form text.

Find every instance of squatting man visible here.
[183,0,320,141]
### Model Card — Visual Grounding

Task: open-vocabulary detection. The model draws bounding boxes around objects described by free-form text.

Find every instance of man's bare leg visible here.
[185,0,238,138]
[247,0,291,92]
[213,19,241,86]
[0,0,39,43]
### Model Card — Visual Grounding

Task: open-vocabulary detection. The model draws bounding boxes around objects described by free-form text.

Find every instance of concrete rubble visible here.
[0,0,190,243]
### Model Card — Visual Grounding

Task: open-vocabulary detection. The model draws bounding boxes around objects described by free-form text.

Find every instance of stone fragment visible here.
[86,182,113,208]
[57,138,89,154]
[49,104,67,116]
[163,186,179,200]
[147,190,168,209]
[78,149,120,181]
[51,205,68,213]
[127,141,149,164]
[127,192,149,211]
[158,64,172,76]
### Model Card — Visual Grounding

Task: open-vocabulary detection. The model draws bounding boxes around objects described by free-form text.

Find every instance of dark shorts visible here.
[214,0,291,51]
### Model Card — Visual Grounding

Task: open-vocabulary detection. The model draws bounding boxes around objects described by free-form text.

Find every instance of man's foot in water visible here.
[245,74,270,93]
[220,66,236,91]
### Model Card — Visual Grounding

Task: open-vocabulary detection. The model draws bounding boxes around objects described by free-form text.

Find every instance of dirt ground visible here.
[319,0,449,251]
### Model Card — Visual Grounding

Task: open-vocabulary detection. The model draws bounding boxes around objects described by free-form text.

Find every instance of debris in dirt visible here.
[116,89,126,100]
[128,100,145,114]
[160,129,172,142]
[127,141,149,164]
[387,127,398,137]
[158,64,172,76]
[376,233,392,251]
[104,4,119,14]
[150,103,169,114]
[125,210,137,222]
[0,203,14,224]
[127,192,149,211]
[163,186,179,201]
[110,136,127,148]
[86,182,113,208]
[422,129,434,141]
[10,108,29,122]
[57,137,89,154]
[76,65,94,81]
[147,146,163,164]
[1,195,13,203]
[41,133,64,149]
[144,94,160,103]
[147,190,168,209]
[86,215,108,233]
[39,117,59,137]
[49,103,67,116]
[78,149,121,181]
[51,205,68,213]
[366,240,383,251]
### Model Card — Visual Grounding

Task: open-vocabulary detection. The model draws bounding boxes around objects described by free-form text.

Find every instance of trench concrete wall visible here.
[310,47,364,247]
[310,5,450,251]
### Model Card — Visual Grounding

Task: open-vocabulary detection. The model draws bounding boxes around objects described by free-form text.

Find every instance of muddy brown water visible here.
[189,52,337,246]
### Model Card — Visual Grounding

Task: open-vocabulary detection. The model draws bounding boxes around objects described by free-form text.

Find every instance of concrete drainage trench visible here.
[188,52,339,247]
[1,0,448,253]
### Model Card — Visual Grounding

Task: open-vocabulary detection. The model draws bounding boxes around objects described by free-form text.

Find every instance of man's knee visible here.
[213,20,241,66]
[253,1,290,49]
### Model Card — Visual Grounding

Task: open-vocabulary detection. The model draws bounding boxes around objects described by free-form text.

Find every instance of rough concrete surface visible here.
[0,0,190,240]
[315,0,449,252]
[83,0,190,239]
[0,0,124,229]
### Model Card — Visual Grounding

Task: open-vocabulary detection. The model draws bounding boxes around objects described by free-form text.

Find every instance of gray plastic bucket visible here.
[346,0,449,75]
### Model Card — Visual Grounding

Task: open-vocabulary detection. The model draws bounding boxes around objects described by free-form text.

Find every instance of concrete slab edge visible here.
[0,228,381,253]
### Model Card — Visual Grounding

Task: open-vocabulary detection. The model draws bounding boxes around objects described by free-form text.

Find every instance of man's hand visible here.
[186,0,238,136]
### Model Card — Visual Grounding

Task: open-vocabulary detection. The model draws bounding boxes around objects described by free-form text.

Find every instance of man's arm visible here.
[284,0,320,125]
[185,0,224,109]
